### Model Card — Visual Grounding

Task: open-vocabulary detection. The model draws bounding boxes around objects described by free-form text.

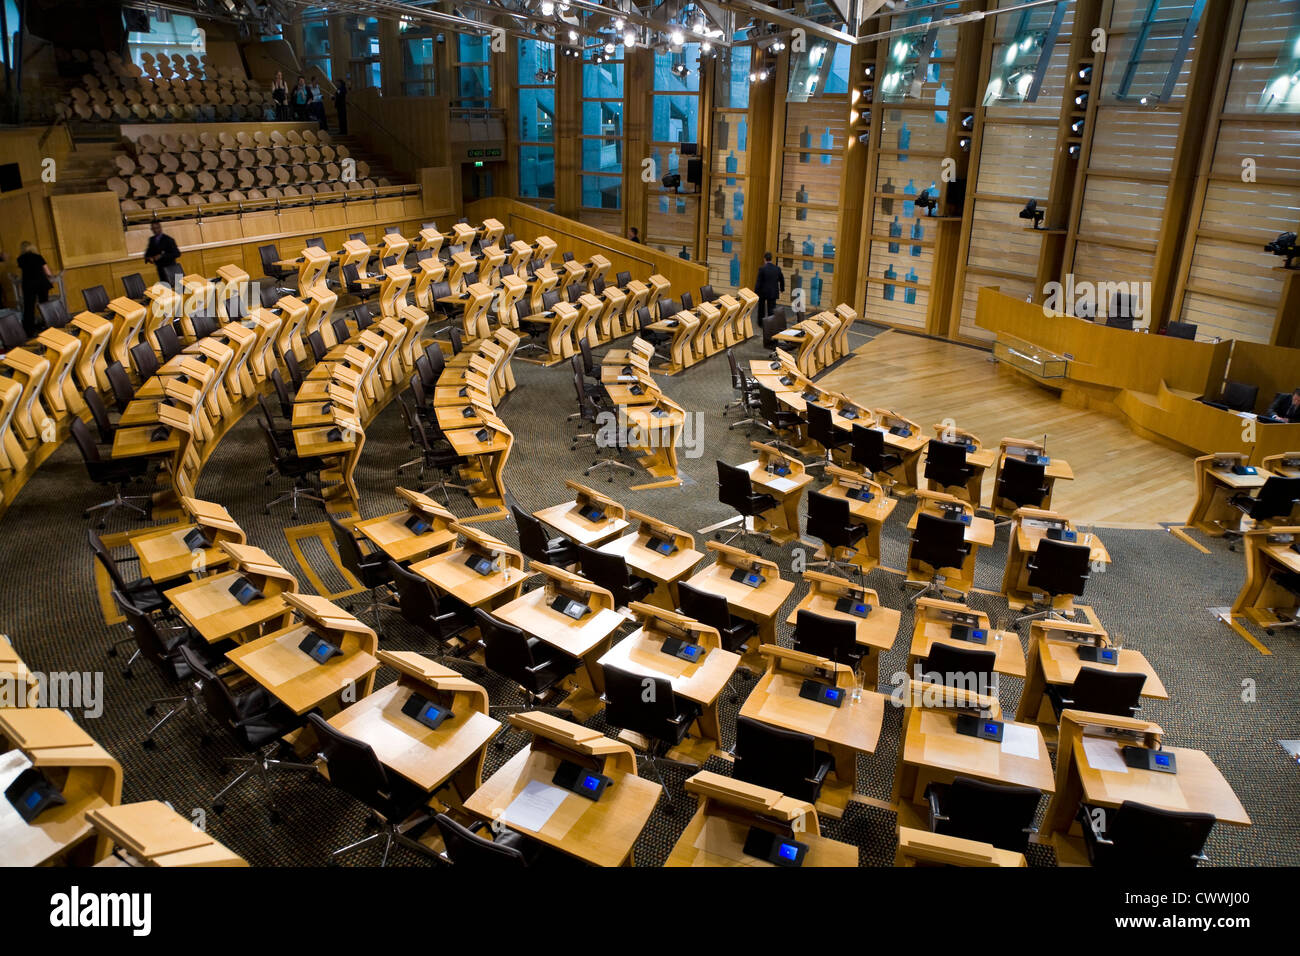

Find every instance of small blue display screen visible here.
[422,704,442,723]
[582,775,601,791]
[746,574,761,585]
[778,843,798,861]
[1154,753,1170,767]
[24,791,41,809]
[682,645,698,658]
[853,603,867,614]
[985,722,999,735]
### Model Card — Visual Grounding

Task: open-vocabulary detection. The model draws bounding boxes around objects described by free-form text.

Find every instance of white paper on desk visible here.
[500,780,569,832]
[1000,723,1039,759]
[1082,737,1129,773]
[588,608,626,632]
[766,476,798,493]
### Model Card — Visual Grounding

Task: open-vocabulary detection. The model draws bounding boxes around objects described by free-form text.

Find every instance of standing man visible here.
[755,251,784,321]
[143,221,181,283]
[333,77,348,135]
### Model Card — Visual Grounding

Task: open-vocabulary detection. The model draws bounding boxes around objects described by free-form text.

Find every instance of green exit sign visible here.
[467,147,502,159]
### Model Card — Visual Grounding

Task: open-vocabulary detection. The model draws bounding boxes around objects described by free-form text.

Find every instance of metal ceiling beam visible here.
[858,0,1061,42]
[720,0,857,46]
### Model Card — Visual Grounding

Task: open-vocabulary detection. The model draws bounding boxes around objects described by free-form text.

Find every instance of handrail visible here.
[120,183,422,226]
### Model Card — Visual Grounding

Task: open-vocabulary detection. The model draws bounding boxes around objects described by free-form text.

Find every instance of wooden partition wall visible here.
[465,197,711,297]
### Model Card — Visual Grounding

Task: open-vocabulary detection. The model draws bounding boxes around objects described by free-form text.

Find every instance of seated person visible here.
[1262,388,1300,424]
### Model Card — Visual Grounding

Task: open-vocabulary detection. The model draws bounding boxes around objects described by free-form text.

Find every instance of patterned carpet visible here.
[2,317,1297,866]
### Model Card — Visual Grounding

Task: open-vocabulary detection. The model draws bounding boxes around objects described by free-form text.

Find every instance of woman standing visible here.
[291,77,308,121]
[17,241,54,337]
[271,71,289,121]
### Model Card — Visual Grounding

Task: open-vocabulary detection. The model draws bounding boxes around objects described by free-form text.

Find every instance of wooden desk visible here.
[785,570,901,686]
[739,441,813,544]
[443,420,512,510]
[354,488,458,563]
[621,398,686,490]
[992,438,1074,515]
[533,480,629,546]
[905,490,994,597]
[908,596,1026,680]
[868,409,928,491]
[0,707,123,866]
[1187,453,1276,536]
[328,651,497,802]
[129,497,244,581]
[493,564,625,718]
[894,826,1026,867]
[226,593,379,717]
[596,510,703,608]
[893,702,1054,818]
[924,424,991,506]
[666,770,858,867]
[1039,712,1249,865]
[1015,618,1167,738]
[1231,525,1300,628]
[813,466,895,571]
[409,527,528,610]
[739,645,886,817]
[1001,508,1110,611]
[597,603,739,759]
[683,542,794,656]
[88,801,246,867]
[164,542,296,644]
[464,711,661,866]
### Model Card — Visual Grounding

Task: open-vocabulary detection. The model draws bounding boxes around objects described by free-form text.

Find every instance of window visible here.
[582,45,624,210]
[125,10,201,71]
[707,44,754,291]
[648,44,701,258]
[302,16,332,80]
[517,39,555,199]
[457,33,492,107]
[348,16,381,90]
[790,41,851,102]
[1101,0,1206,103]
[983,2,1067,105]
[400,23,438,96]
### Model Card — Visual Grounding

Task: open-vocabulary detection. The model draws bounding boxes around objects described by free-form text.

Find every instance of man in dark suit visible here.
[755,251,784,321]
[143,221,181,283]
[1264,387,1300,423]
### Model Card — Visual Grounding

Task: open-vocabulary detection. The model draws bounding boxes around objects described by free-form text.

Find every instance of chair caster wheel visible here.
[213,803,225,815]
[264,507,271,515]
[142,738,156,749]
[82,511,90,519]
[364,813,379,829]
[1266,629,1274,636]
[108,647,117,657]
[661,803,675,815]
[145,705,157,716]
[269,810,283,824]
[122,669,134,679]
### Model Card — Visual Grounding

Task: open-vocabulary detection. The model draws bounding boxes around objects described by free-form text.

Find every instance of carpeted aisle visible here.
[1,320,1297,866]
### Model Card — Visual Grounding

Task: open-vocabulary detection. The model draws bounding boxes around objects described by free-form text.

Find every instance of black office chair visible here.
[575,542,656,607]
[331,315,350,347]
[569,359,635,480]
[715,459,775,550]
[676,580,756,700]
[806,403,850,465]
[917,642,997,692]
[181,645,314,822]
[761,306,788,349]
[0,311,25,348]
[679,290,694,311]
[791,608,864,672]
[615,270,632,287]
[924,439,974,494]
[924,776,1041,853]
[1015,538,1091,626]
[328,513,398,631]
[1223,476,1300,549]
[1164,320,1197,340]
[82,284,110,314]
[129,341,160,380]
[259,243,295,287]
[190,312,219,340]
[1215,380,1259,413]
[341,262,377,306]
[155,322,183,361]
[307,712,439,864]
[387,560,477,658]
[636,305,672,361]
[993,456,1049,519]
[112,590,218,744]
[72,418,151,527]
[305,236,327,251]
[37,298,72,329]
[732,715,833,802]
[755,386,808,460]
[602,666,700,804]
[805,490,868,581]
[105,360,136,410]
[1080,800,1215,868]
[395,396,469,505]
[433,813,542,868]
[260,284,284,309]
[353,301,375,330]
[473,608,578,743]
[905,512,971,603]
[83,387,118,444]
[1045,666,1145,719]
[851,423,904,486]
[725,348,761,429]
[512,504,578,567]
[121,272,148,301]
[698,284,717,303]
[281,347,305,390]
[1103,315,1134,331]
[91,529,171,666]
[257,393,293,451]
[259,419,324,518]
[307,329,329,363]
[270,367,295,417]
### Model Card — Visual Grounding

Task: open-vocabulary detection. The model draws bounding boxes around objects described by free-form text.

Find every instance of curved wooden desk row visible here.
[598,337,687,489]
[646,288,761,375]
[770,303,858,379]
[751,351,1074,511]
[1186,452,1300,538]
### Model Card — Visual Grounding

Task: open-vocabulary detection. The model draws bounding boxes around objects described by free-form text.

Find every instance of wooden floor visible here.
[820,331,1198,526]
